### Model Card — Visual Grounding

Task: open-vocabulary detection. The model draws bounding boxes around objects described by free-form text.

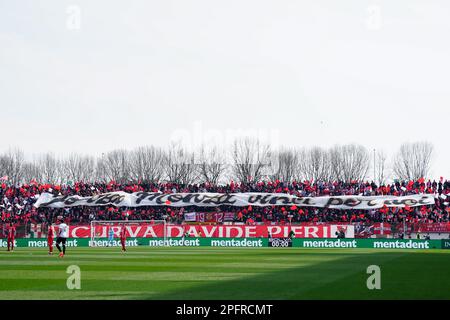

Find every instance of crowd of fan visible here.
[1,178,450,227]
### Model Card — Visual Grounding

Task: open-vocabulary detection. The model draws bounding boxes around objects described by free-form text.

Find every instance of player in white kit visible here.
[55,218,69,258]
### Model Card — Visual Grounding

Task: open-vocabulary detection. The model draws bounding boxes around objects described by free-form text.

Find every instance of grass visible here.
[0,247,449,300]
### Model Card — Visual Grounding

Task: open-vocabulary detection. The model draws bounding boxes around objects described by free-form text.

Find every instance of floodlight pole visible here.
[403,214,407,238]
[373,148,376,183]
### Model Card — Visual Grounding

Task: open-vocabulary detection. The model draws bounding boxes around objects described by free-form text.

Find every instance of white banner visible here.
[184,212,197,222]
[33,192,436,210]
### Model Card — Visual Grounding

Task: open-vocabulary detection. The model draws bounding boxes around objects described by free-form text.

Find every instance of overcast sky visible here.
[1,0,449,179]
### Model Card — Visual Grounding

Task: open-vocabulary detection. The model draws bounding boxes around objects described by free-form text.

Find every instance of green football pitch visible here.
[0,247,449,300]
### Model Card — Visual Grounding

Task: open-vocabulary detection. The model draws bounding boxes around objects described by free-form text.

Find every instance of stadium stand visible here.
[1,179,449,231]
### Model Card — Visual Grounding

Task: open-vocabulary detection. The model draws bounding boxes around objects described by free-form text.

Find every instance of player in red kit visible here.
[47,224,55,255]
[7,222,16,252]
[120,225,127,252]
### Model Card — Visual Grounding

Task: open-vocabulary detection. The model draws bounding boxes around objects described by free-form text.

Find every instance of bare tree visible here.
[0,148,25,185]
[38,153,63,184]
[393,142,434,181]
[164,143,197,185]
[299,147,333,182]
[129,146,165,183]
[2,141,437,185]
[197,145,228,184]
[375,150,388,185]
[269,148,299,182]
[101,149,131,183]
[94,155,107,183]
[329,144,370,182]
[61,153,96,183]
[22,160,43,183]
[232,138,271,183]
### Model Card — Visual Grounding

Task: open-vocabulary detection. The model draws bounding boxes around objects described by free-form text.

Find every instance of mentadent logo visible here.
[0,239,17,247]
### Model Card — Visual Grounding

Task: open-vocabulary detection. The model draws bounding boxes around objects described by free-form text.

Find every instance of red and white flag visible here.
[0,176,8,181]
